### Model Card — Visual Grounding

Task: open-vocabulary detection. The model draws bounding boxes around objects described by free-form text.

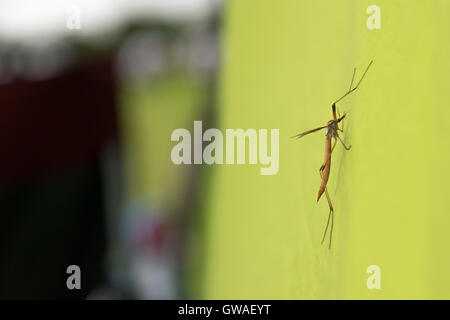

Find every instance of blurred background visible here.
[0,0,220,299]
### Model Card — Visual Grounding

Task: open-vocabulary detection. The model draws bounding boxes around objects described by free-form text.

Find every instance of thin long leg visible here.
[349,67,356,91]
[332,103,338,121]
[322,189,334,249]
[354,60,373,90]
[321,209,331,245]
[323,187,334,249]
[337,135,351,150]
[331,138,337,153]
[319,138,337,248]
[329,203,334,249]
[319,169,334,249]
[332,68,354,122]
[332,60,373,105]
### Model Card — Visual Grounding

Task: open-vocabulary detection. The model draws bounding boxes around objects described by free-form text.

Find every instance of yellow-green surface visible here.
[119,74,207,204]
[202,1,450,299]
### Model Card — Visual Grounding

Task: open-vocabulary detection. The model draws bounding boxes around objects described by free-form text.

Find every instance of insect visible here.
[292,61,373,249]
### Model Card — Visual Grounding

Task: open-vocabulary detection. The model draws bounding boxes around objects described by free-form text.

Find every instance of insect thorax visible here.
[326,120,339,137]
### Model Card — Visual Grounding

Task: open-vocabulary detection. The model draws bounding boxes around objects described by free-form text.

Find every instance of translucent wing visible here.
[291,125,327,139]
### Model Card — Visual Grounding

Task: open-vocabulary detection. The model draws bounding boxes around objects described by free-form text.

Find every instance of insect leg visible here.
[331,138,337,153]
[332,60,373,105]
[321,191,334,249]
[319,169,335,249]
[321,209,331,245]
[337,135,351,150]
[332,63,356,122]
[349,67,356,91]
[332,104,338,122]
[329,200,334,249]
[323,187,334,249]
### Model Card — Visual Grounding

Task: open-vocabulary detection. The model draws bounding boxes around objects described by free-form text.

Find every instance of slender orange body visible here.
[317,135,332,201]
[292,60,372,248]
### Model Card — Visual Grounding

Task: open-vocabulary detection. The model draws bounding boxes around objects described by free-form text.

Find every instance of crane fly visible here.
[292,61,373,249]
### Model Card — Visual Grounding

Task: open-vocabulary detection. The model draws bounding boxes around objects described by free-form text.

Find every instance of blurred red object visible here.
[0,57,118,187]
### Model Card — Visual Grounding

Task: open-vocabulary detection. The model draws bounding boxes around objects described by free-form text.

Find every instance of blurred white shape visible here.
[0,0,221,43]
[66,5,82,30]
[130,252,177,299]
[117,32,167,81]
[0,0,123,42]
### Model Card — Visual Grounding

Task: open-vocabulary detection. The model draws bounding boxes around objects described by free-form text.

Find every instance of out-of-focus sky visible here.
[0,0,221,42]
